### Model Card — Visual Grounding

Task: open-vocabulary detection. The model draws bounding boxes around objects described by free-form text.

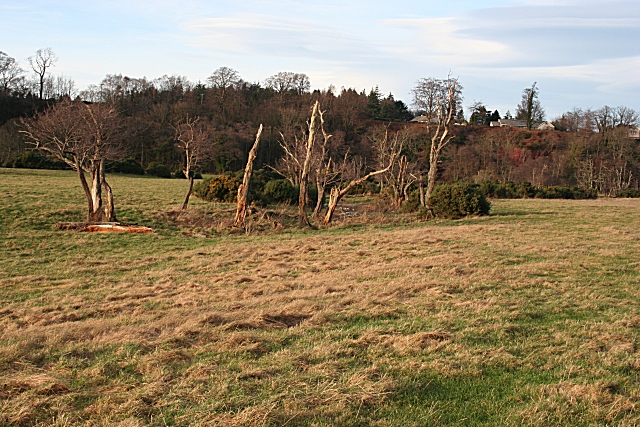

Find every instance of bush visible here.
[478,180,597,200]
[617,188,640,198]
[11,151,68,170]
[194,174,240,202]
[401,189,422,213]
[428,182,491,219]
[108,158,144,175]
[263,179,298,204]
[146,163,172,178]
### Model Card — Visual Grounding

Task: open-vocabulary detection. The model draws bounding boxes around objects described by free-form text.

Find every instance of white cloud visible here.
[382,18,513,65]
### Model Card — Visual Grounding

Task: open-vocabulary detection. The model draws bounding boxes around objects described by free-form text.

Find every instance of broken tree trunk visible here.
[233,124,263,228]
[323,166,394,225]
[298,101,319,228]
[103,177,117,222]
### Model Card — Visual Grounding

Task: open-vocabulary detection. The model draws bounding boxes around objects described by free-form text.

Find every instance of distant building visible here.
[534,121,556,131]
[629,125,640,139]
[489,119,555,130]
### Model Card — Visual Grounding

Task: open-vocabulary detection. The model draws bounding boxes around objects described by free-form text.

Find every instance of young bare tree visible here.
[173,115,210,210]
[28,48,57,100]
[20,99,124,222]
[412,75,463,205]
[234,125,263,228]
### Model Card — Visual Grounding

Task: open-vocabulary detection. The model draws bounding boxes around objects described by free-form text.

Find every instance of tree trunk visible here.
[313,178,326,218]
[103,178,117,222]
[76,163,95,221]
[298,101,319,228]
[182,175,194,210]
[418,174,425,207]
[323,186,341,225]
[89,161,104,222]
[234,125,263,228]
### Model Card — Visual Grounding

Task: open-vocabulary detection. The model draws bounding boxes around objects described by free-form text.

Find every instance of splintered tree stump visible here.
[56,222,155,234]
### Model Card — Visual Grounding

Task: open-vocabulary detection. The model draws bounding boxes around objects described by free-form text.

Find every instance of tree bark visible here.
[234,124,263,228]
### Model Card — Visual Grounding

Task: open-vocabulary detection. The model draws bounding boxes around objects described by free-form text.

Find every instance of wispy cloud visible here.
[183,14,374,61]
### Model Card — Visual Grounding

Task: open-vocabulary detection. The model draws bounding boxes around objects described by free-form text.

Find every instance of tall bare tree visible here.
[28,48,57,100]
[207,66,241,119]
[297,101,319,228]
[412,75,463,205]
[515,82,545,130]
[234,125,263,228]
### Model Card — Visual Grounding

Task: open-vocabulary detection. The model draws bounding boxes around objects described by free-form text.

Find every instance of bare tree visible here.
[370,126,417,208]
[312,111,340,218]
[297,101,319,228]
[614,106,639,127]
[28,48,57,100]
[0,51,24,94]
[412,75,463,206]
[207,66,241,119]
[20,100,124,222]
[323,134,403,225]
[173,115,210,210]
[265,72,311,95]
[234,125,263,228]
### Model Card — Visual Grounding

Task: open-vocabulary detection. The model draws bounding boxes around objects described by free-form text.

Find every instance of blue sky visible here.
[2,0,639,118]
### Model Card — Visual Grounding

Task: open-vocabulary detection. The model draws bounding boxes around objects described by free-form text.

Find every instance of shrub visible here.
[11,151,68,170]
[617,188,640,198]
[194,174,240,202]
[108,158,145,175]
[146,163,172,178]
[401,189,421,213]
[428,182,491,219]
[263,179,298,204]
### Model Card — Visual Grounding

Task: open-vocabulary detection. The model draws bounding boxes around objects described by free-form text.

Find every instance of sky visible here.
[2,0,639,119]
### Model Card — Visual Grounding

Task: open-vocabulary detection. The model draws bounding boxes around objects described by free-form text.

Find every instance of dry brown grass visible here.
[1,170,640,426]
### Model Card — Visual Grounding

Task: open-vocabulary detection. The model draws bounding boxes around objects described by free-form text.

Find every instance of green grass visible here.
[1,168,639,426]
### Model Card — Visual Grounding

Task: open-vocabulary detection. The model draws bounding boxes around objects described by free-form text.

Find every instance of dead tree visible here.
[21,99,123,222]
[173,115,209,210]
[234,124,263,228]
[312,110,339,218]
[412,75,463,205]
[323,134,403,225]
[370,126,416,208]
[298,101,319,228]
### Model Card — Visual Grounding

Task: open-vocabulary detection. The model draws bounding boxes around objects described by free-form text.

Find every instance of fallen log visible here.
[56,222,155,234]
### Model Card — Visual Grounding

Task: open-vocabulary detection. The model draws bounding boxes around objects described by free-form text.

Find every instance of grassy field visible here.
[1,168,639,426]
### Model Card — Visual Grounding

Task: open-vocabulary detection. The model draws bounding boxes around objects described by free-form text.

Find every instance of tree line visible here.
[2,48,640,225]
